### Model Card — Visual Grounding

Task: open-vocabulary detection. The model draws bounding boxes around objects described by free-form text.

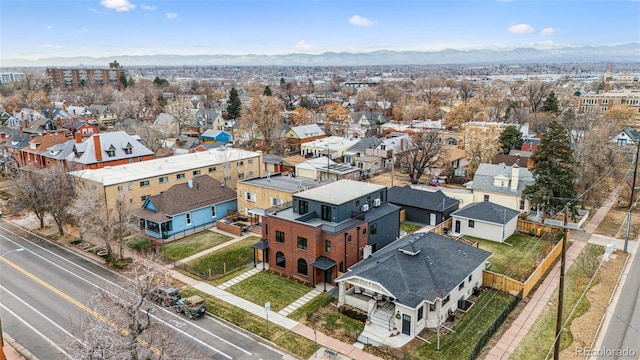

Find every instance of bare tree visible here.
[164,96,193,136]
[242,94,284,154]
[12,70,50,110]
[67,258,197,359]
[8,169,49,229]
[464,125,501,178]
[131,121,166,153]
[41,165,76,235]
[71,183,133,264]
[416,76,447,107]
[522,81,554,114]
[396,129,444,184]
[455,80,475,104]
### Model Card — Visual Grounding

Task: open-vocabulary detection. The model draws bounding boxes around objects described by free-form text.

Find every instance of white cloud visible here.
[76,28,89,33]
[508,24,535,34]
[540,27,555,35]
[348,15,375,27]
[140,4,156,11]
[46,25,53,30]
[294,40,313,51]
[100,0,135,12]
[166,12,178,19]
[88,7,101,14]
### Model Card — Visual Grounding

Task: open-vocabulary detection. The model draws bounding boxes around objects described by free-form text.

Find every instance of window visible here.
[299,200,309,215]
[141,195,150,202]
[483,194,489,201]
[208,166,217,173]
[248,159,253,164]
[124,147,132,155]
[138,156,142,162]
[370,223,377,235]
[272,198,282,206]
[177,173,185,179]
[276,252,286,268]
[237,161,244,166]
[140,180,150,187]
[459,282,464,290]
[186,213,192,226]
[238,173,245,179]
[246,192,256,202]
[469,220,475,228]
[339,261,344,272]
[602,99,608,104]
[468,274,473,282]
[429,303,436,312]
[117,185,123,191]
[106,145,116,157]
[443,295,450,305]
[224,175,231,181]
[297,236,308,250]
[325,240,331,253]
[418,306,424,321]
[355,200,360,207]
[346,234,352,243]
[248,171,254,177]
[379,191,384,202]
[159,176,168,184]
[519,199,525,210]
[321,205,332,221]
[193,170,201,176]
[297,258,308,276]
[223,163,230,169]
[275,230,285,244]
[211,206,216,218]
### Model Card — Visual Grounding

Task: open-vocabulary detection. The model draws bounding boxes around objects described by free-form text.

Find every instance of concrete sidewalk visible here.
[486,184,624,360]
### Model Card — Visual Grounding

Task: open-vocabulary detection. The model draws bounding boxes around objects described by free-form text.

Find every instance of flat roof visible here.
[296,179,385,205]
[239,174,321,193]
[69,148,260,186]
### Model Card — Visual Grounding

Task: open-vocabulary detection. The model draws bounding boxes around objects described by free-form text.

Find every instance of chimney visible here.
[23,119,28,130]
[75,131,82,144]
[93,135,102,161]
[510,164,520,191]
[362,244,373,260]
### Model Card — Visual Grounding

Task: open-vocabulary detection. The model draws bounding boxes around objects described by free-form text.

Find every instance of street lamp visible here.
[1,248,24,360]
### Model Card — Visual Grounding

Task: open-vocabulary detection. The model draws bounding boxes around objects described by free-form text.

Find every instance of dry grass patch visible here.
[594,208,640,240]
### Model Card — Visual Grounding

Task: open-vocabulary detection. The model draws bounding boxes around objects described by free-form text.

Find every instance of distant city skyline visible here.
[1,0,639,62]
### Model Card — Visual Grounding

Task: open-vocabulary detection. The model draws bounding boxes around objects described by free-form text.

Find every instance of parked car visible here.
[148,285,181,307]
[174,295,207,319]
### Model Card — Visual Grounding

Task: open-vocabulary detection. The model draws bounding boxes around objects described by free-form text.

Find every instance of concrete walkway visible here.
[217,267,261,290]
[173,230,257,266]
[278,288,322,317]
[486,184,625,360]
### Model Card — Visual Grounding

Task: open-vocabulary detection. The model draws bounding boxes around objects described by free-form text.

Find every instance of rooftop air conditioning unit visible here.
[361,204,370,212]
[373,198,381,207]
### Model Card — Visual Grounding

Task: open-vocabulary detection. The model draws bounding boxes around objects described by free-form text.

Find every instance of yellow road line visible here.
[0,257,161,355]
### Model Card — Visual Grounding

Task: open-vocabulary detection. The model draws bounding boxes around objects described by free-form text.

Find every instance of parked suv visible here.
[148,285,181,307]
[174,295,207,319]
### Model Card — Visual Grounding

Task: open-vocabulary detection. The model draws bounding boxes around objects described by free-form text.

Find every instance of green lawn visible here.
[401,222,423,234]
[288,293,334,321]
[187,236,260,276]
[476,234,555,281]
[180,288,317,359]
[226,271,312,312]
[510,244,604,360]
[160,231,233,261]
[410,290,515,360]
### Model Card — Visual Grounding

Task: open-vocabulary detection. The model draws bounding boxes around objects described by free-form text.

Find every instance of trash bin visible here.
[162,231,168,239]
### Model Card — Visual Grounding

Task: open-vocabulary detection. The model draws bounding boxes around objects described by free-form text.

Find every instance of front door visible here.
[402,314,411,336]
[430,213,437,226]
[324,269,332,284]
[454,220,461,233]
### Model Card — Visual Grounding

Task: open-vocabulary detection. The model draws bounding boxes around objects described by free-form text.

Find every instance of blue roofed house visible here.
[450,201,521,242]
[131,175,237,240]
[336,232,492,346]
[200,129,233,144]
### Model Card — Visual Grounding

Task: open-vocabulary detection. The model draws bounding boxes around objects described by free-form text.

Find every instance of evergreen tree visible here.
[226,87,242,120]
[153,77,168,87]
[523,120,577,216]
[542,91,559,114]
[498,125,524,154]
[119,74,128,88]
[263,85,272,96]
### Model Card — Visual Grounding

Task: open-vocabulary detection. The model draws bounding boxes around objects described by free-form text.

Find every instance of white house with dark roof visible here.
[450,201,521,242]
[471,163,534,213]
[67,131,154,170]
[336,232,492,347]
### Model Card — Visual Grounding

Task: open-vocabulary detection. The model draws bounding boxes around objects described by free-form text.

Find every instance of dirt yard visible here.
[559,250,628,359]
[594,208,640,240]
[366,171,412,188]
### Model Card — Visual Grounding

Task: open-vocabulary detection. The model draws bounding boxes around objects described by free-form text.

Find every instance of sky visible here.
[1,0,639,61]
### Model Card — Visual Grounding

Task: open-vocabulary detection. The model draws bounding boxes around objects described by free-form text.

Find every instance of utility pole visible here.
[624,138,640,253]
[553,206,569,360]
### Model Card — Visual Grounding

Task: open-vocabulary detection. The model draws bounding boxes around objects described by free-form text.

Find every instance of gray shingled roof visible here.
[345,136,383,153]
[387,186,459,211]
[290,124,324,139]
[72,131,154,165]
[336,232,492,308]
[450,201,520,225]
[145,175,236,216]
[471,163,533,195]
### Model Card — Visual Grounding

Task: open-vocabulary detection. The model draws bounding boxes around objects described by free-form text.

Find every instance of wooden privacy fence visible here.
[517,219,551,237]
[483,238,564,298]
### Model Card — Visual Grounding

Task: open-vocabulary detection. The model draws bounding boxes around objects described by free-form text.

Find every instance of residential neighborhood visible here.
[1,33,639,360]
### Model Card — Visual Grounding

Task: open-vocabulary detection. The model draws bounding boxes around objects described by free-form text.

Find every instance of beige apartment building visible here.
[236,174,322,224]
[579,90,640,119]
[70,148,261,211]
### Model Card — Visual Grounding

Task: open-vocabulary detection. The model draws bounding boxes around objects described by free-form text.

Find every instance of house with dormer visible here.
[471,163,534,213]
[67,131,154,170]
[88,104,118,127]
[260,180,401,288]
[350,111,387,127]
[335,232,491,345]
[18,132,69,168]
